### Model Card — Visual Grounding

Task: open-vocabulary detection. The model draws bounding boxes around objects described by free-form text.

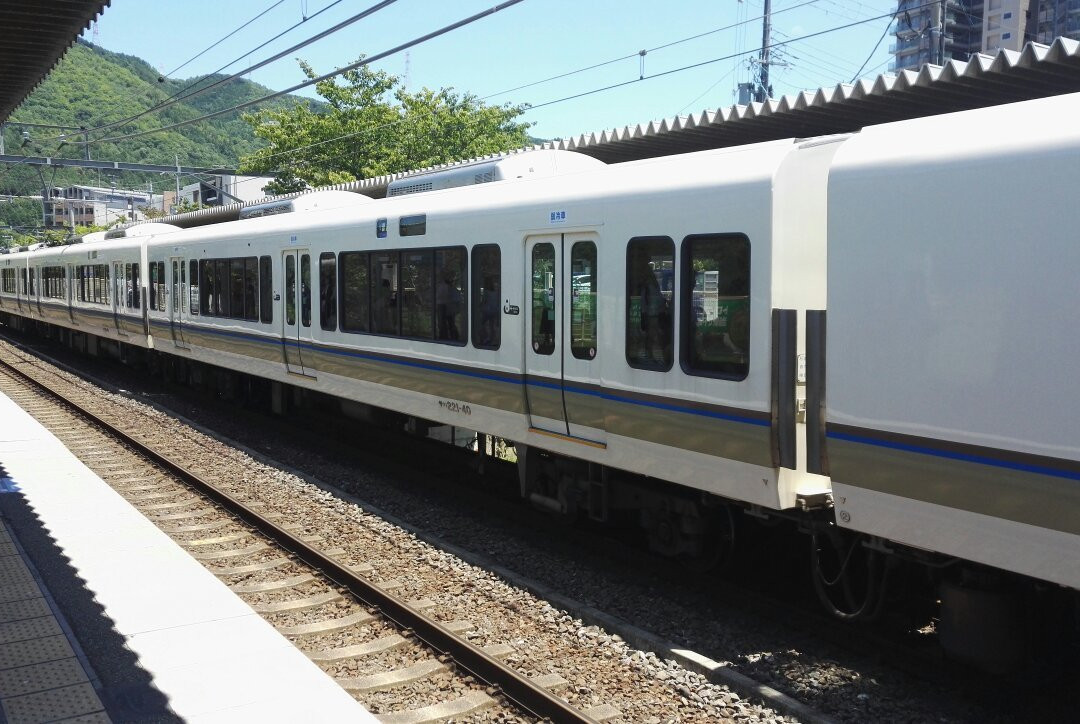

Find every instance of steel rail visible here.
[0,353,594,724]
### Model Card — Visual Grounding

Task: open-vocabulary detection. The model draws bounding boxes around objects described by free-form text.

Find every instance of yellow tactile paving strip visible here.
[0,520,110,723]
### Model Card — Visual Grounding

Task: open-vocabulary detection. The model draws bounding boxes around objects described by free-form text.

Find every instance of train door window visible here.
[570,242,597,360]
[244,257,258,322]
[401,249,434,339]
[371,252,399,335]
[285,255,296,325]
[148,264,157,309]
[200,261,213,316]
[181,260,188,314]
[435,247,466,343]
[156,261,166,311]
[259,256,272,323]
[189,260,199,315]
[215,259,229,317]
[531,243,556,355]
[124,264,132,309]
[680,234,750,379]
[172,261,181,313]
[300,254,311,328]
[319,253,337,331]
[626,237,674,371]
[339,251,369,333]
[230,258,245,319]
[471,245,501,350]
[28,268,35,296]
[131,264,140,309]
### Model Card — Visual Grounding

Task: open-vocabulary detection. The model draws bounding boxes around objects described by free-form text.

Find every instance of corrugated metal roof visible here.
[0,1,111,123]
[122,38,1080,230]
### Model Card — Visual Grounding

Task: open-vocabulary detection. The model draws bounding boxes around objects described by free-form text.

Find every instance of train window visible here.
[680,234,750,379]
[435,247,466,343]
[339,251,370,333]
[371,252,399,335]
[243,257,258,322]
[28,268,35,296]
[300,254,311,328]
[155,261,166,311]
[259,256,272,324]
[215,259,229,317]
[285,255,296,325]
[189,260,199,315]
[471,245,501,350]
[201,260,213,315]
[401,250,433,339]
[124,264,132,309]
[626,237,674,371]
[173,261,181,313]
[570,242,597,360]
[2,269,14,294]
[148,264,157,309]
[399,214,426,237]
[531,243,556,355]
[132,264,140,309]
[230,258,245,319]
[181,260,188,314]
[319,253,337,331]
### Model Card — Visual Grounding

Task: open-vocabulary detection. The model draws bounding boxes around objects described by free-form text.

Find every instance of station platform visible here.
[0,391,375,722]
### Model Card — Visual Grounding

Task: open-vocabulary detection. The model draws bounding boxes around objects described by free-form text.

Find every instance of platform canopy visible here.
[0,1,110,124]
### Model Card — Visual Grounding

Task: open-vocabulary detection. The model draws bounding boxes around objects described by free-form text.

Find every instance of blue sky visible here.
[84,0,899,146]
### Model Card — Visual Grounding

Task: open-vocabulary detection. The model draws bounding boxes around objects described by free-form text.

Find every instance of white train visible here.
[3,92,1077,666]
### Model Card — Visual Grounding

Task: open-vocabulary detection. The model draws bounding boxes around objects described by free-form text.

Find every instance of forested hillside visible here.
[1,40,316,194]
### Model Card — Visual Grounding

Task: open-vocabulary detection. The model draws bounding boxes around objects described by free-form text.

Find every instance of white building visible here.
[174,175,274,212]
[48,185,164,228]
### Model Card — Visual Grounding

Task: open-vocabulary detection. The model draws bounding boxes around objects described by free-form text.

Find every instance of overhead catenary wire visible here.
[72,0,529,147]
[111,0,350,133]
[164,0,286,79]
[481,0,821,102]
[238,0,949,170]
[42,0,397,144]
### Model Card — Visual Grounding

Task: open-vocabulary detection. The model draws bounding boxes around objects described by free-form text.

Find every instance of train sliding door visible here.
[168,257,188,348]
[523,233,606,445]
[281,249,313,377]
[111,261,127,337]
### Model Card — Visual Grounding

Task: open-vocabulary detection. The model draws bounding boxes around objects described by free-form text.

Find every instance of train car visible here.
[2,94,1078,669]
[137,140,840,560]
[824,92,1080,609]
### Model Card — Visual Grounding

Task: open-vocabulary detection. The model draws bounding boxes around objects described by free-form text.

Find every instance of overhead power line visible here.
[147,0,348,122]
[81,0,529,147]
[164,0,286,79]
[43,0,394,145]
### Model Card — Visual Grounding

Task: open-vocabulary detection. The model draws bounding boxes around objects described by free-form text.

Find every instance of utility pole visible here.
[756,0,773,103]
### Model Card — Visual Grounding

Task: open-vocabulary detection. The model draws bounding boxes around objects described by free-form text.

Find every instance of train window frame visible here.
[339,251,371,334]
[569,241,597,360]
[189,260,200,315]
[259,256,272,324]
[399,214,427,237]
[319,252,337,331]
[470,244,501,350]
[678,233,751,381]
[625,236,675,372]
[434,247,466,345]
[531,243,556,356]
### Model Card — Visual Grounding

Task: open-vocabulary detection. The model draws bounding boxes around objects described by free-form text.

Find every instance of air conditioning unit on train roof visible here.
[103,223,183,240]
[238,190,370,220]
[385,149,604,198]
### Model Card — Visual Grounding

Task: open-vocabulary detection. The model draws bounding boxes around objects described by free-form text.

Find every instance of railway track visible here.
[0,346,611,724]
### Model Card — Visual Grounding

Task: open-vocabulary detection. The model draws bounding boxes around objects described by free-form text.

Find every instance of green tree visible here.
[239,60,532,193]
